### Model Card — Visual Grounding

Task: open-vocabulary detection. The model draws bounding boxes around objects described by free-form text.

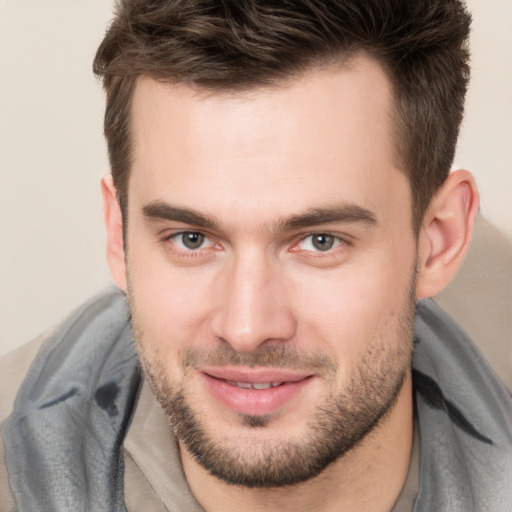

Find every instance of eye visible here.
[161,230,222,262]
[172,231,210,251]
[296,234,343,252]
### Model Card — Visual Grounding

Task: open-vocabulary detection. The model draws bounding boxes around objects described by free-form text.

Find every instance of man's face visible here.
[124,57,418,487]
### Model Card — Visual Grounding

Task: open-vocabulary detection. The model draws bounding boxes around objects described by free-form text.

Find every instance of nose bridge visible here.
[213,247,295,352]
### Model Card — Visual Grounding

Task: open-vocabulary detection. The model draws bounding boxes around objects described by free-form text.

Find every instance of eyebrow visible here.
[275,204,377,231]
[143,202,217,230]
[142,200,377,232]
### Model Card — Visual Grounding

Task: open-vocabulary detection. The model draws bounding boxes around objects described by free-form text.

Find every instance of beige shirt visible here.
[122,379,419,512]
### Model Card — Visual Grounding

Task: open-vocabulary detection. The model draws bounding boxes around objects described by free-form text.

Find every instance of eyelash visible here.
[162,230,350,259]
[162,231,220,257]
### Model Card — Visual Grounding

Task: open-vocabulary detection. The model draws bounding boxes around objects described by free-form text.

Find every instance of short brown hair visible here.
[94,0,471,234]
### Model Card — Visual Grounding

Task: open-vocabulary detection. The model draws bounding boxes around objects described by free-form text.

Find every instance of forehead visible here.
[128,56,409,229]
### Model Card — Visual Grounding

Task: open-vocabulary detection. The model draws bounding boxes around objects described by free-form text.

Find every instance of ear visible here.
[416,169,479,299]
[101,175,127,292]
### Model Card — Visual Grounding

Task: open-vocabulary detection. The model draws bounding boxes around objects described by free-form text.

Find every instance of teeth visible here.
[226,381,284,390]
[234,381,253,389]
[252,382,272,390]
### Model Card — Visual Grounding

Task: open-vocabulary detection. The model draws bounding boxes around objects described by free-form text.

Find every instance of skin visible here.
[102,55,479,511]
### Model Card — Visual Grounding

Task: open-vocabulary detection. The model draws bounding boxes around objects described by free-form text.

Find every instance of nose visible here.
[211,250,297,353]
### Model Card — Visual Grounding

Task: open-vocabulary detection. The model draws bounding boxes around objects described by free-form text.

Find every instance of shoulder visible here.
[0,331,51,423]
[0,332,50,512]
[412,299,512,510]
[0,288,136,511]
[0,288,129,422]
[434,214,512,391]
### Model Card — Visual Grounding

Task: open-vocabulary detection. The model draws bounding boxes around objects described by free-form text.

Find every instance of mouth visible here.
[200,367,314,416]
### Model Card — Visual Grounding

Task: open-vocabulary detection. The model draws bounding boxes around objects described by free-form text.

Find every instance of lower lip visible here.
[201,373,313,416]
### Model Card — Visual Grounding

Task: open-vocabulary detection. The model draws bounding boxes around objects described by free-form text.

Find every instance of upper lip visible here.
[201,367,313,384]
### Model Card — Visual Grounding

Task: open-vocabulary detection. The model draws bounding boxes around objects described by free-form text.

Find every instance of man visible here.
[1,1,511,511]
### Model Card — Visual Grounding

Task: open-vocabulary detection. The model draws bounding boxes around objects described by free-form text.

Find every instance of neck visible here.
[181,373,414,512]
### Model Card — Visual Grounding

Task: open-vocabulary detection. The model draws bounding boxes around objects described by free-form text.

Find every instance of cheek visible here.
[127,244,219,355]
[291,252,415,372]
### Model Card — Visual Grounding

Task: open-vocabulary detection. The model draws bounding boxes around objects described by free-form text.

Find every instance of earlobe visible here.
[101,175,128,292]
[416,169,479,299]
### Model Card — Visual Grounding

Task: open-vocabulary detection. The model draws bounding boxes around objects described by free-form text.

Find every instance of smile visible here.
[200,368,314,416]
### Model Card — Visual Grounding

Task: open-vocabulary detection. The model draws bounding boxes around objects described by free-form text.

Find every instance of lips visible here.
[200,367,313,416]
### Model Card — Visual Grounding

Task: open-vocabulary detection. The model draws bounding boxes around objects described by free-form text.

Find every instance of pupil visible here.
[312,234,334,251]
[182,232,204,249]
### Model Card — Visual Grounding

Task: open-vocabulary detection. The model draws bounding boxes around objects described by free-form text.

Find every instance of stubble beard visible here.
[129,272,417,489]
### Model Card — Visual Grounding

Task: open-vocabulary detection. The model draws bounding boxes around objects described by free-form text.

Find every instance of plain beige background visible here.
[1,0,511,356]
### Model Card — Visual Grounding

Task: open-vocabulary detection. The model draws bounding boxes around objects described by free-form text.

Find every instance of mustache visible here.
[179,344,337,377]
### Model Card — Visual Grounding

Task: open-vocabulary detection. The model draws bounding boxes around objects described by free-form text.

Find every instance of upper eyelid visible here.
[164,230,349,241]
[303,233,344,241]
[162,228,210,240]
